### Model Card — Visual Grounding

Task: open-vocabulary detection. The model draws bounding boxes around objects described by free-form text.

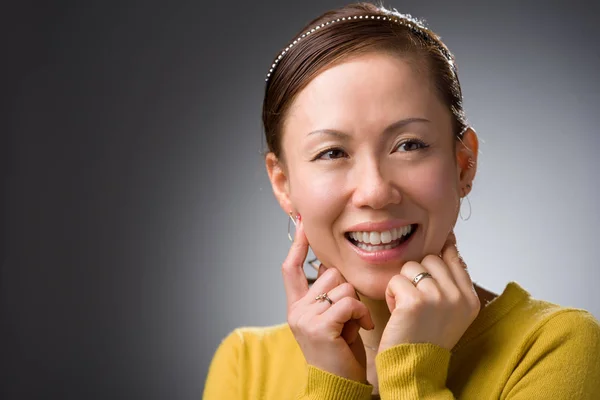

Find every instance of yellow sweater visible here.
[203,282,600,399]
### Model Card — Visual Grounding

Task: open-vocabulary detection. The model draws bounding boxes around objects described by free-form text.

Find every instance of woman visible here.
[204,2,600,399]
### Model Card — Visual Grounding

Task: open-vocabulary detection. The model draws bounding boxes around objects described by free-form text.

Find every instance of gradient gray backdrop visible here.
[4,0,599,399]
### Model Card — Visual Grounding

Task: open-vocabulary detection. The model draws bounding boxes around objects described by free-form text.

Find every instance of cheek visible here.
[406,158,460,250]
[408,161,459,208]
[288,169,344,244]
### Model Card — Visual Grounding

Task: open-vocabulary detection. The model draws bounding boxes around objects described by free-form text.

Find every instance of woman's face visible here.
[269,52,474,300]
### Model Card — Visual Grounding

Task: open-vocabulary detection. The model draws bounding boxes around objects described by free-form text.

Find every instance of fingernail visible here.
[296,214,301,222]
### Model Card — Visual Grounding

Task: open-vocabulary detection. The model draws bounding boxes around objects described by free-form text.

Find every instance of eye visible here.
[395,139,428,152]
[314,147,348,161]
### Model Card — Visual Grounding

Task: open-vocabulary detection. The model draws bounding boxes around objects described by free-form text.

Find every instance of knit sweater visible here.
[203,282,600,399]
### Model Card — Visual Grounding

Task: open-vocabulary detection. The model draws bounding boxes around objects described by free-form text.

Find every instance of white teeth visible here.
[348,225,413,245]
[380,230,392,244]
[369,232,381,245]
[355,241,399,251]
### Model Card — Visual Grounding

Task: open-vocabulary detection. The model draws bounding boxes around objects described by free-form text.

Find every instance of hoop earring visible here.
[307,257,320,271]
[287,212,296,242]
[459,195,472,221]
[285,214,322,277]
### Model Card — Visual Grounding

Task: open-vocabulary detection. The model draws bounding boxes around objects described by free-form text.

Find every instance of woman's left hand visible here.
[378,231,481,353]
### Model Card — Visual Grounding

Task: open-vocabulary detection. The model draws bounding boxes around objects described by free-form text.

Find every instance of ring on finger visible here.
[315,292,334,305]
[412,272,434,287]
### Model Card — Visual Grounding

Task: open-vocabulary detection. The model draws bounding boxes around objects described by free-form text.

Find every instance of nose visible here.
[351,159,402,210]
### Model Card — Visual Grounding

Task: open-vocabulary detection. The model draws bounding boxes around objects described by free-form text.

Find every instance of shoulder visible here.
[501,291,600,378]
[502,282,600,341]
[214,322,301,362]
[521,305,600,351]
[492,282,600,341]
[501,304,600,397]
[222,322,296,347]
[206,323,305,396]
[470,282,600,372]
[205,324,302,398]
[207,322,300,372]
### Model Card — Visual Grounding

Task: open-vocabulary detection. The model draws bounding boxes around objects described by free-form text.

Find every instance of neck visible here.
[357,293,391,351]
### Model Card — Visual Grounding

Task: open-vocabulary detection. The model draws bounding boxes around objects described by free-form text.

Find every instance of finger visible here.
[281,217,310,308]
[302,281,362,324]
[326,282,358,302]
[322,297,374,331]
[384,271,420,313]
[418,254,472,307]
[399,260,439,293]
[307,282,358,316]
[441,231,476,296]
[418,254,458,290]
[341,319,361,344]
[306,267,347,302]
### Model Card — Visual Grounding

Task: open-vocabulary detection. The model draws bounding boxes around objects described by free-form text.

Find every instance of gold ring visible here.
[412,272,434,287]
[315,292,333,305]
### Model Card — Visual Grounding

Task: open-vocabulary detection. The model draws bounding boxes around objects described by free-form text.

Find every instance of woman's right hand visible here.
[282,216,374,383]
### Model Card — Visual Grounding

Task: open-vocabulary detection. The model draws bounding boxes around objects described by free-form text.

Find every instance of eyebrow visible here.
[306,117,431,138]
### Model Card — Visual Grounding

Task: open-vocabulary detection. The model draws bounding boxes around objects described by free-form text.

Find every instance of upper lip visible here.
[345,220,416,233]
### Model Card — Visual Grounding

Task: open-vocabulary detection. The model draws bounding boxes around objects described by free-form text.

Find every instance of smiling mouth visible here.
[345,224,418,252]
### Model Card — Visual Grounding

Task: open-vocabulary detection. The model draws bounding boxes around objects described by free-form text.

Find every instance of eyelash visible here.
[312,139,429,161]
[395,139,429,152]
[312,147,348,161]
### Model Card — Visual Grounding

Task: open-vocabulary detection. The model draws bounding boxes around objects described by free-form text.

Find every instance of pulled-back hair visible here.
[262,2,468,159]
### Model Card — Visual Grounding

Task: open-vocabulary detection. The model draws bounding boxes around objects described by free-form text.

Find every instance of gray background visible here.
[3,0,599,399]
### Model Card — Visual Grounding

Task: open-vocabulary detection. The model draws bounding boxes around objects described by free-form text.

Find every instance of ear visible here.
[455,127,479,197]
[265,152,295,215]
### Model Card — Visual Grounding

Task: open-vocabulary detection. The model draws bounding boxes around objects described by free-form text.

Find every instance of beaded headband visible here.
[265,13,454,83]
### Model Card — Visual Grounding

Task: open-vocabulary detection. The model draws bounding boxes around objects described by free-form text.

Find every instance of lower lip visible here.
[346,227,417,264]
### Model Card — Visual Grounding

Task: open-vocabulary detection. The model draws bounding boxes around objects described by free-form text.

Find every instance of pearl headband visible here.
[265,13,454,83]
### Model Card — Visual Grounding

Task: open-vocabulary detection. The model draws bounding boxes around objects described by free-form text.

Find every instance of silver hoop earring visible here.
[287,212,296,242]
[307,257,320,271]
[459,195,472,221]
[285,214,322,277]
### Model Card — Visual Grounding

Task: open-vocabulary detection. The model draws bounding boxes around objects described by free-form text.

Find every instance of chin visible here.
[347,270,397,301]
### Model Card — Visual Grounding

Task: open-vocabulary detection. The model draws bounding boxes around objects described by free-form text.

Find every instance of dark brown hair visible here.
[262,2,468,160]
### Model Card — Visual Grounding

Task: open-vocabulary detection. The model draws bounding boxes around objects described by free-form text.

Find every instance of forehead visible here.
[283,52,450,138]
